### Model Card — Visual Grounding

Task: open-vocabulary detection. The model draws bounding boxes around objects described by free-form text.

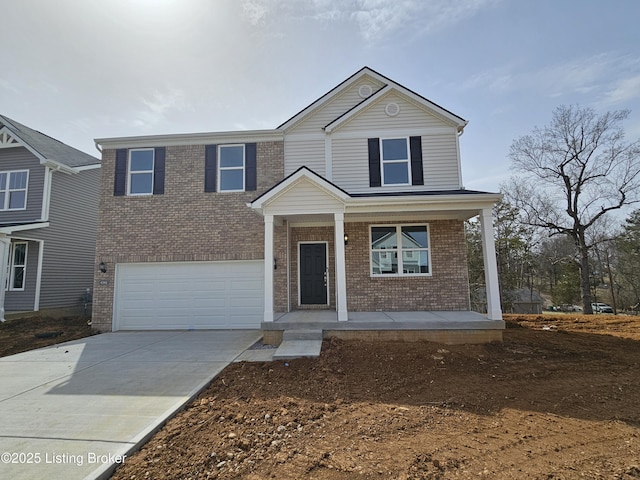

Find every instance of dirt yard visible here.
[0,314,94,357]
[106,314,640,480]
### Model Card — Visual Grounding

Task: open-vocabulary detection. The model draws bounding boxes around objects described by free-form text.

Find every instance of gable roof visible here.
[277,66,467,133]
[0,115,100,170]
[249,166,350,211]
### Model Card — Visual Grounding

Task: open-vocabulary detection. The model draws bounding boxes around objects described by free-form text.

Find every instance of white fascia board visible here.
[0,222,50,235]
[344,193,502,214]
[74,163,101,171]
[95,129,283,149]
[390,85,468,131]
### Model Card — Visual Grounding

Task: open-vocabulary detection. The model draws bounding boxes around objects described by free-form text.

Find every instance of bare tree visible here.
[506,105,640,314]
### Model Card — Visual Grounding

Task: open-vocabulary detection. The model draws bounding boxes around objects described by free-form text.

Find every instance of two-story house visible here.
[0,115,101,320]
[92,67,503,343]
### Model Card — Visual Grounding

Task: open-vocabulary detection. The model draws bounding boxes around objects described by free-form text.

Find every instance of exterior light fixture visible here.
[99,261,107,273]
[274,257,277,270]
[344,233,349,245]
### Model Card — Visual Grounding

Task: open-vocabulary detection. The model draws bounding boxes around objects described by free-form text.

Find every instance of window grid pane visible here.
[220,169,244,191]
[130,173,153,194]
[219,146,244,167]
[130,150,154,171]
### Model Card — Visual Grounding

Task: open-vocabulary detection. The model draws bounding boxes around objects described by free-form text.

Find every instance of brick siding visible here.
[344,220,470,311]
[92,141,284,331]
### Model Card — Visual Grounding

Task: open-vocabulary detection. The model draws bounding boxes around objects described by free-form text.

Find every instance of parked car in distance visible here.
[592,303,614,313]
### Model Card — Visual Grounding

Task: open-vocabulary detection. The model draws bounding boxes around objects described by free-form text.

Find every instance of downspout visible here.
[0,236,10,321]
[33,240,45,312]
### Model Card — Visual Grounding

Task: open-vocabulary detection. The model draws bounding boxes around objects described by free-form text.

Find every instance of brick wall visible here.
[286,219,470,312]
[92,141,284,331]
[344,220,470,311]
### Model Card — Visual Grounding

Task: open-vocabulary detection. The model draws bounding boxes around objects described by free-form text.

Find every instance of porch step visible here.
[283,329,323,341]
[273,329,323,360]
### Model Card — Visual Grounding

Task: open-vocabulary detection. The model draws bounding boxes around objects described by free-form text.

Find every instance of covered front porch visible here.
[249,167,504,344]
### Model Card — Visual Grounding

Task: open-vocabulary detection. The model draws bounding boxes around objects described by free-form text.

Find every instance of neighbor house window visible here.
[0,170,29,210]
[218,145,245,192]
[128,149,154,195]
[381,138,411,185]
[6,242,27,291]
[371,225,430,276]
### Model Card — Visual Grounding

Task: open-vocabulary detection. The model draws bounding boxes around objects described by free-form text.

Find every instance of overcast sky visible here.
[2,0,640,192]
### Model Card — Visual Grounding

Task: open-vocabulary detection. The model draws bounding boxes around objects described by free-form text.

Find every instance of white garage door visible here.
[114,261,264,330]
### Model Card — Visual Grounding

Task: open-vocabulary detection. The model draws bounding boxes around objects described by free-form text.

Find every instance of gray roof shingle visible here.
[0,114,99,168]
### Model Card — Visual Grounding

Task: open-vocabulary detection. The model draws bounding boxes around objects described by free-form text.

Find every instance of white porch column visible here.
[263,214,274,322]
[0,236,10,322]
[479,208,502,320]
[334,212,348,321]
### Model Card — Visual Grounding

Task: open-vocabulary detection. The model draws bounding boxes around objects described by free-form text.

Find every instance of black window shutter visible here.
[204,145,217,192]
[114,149,127,196]
[153,147,166,194]
[368,138,381,187]
[409,136,424,186]
[245,143,257,191]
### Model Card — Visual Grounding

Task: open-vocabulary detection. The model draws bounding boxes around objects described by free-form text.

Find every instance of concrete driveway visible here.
[0,330,261,480]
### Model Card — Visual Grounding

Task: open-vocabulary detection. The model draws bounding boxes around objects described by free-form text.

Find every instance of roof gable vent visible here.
[358,84,373,98]
[385,102,400,117]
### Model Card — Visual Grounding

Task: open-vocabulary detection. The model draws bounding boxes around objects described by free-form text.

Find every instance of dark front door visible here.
[300,243,328,305]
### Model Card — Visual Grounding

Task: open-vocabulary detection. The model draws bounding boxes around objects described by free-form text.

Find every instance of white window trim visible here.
[218,144,246,192]
[6,241,27,291]
[127,148,155,196]
[380,138,411,186]
[370,224,431,277]
[0,169,29,211]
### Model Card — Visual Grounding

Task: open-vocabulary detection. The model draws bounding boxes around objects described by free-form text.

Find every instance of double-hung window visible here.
[371,225,430,276]
[6,242,27,291]
[0,170,28,210]
[128,149,154,195]
[381,138,411,186]
[218,145,245,192]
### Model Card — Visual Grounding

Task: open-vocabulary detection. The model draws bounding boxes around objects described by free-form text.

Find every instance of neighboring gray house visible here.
[0,115,101,319]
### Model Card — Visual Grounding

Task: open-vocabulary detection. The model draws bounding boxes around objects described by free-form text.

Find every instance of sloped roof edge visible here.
[0,115,99,169]
[277,66,467,132]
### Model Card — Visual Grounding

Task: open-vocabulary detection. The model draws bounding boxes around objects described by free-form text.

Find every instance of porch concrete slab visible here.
[266,311,504,331]
[272,339,323,359]
[0,329,260,480]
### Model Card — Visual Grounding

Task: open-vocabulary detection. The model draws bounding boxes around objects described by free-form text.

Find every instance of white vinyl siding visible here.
[422,131,461,189]
[114,261,264,330]
[286,77,385,135]
[332,137,368,190]
[266,178,343,214]
[335,92,451,133]
[284,138,325,176]
[332,134,461,193]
